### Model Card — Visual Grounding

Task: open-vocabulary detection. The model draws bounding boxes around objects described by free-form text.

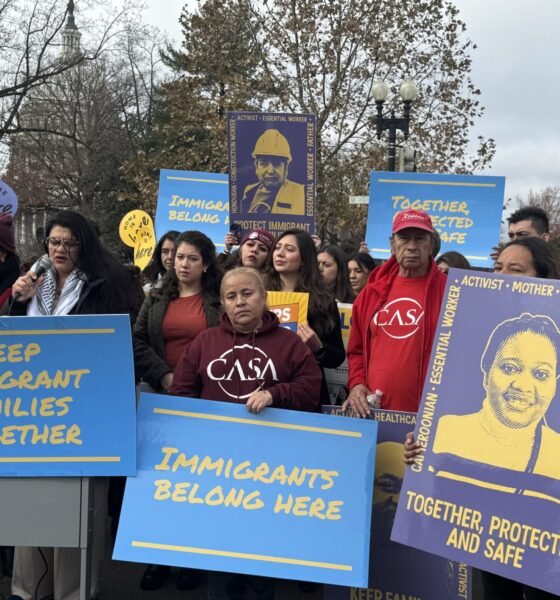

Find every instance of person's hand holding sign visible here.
[343,384,371,418]
[224,232,238,253]
[403,432,423,465]
[160,372,174,392]
[246,388,273,413]
[297,323,322,353]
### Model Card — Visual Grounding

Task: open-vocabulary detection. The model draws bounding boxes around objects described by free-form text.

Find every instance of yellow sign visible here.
[134,225,156,271]
[266,291,309,331]
[119,210,154,248]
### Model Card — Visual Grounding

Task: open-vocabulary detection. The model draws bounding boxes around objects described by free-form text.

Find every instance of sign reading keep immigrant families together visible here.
[392,269,560,596]
[0,315,136,477]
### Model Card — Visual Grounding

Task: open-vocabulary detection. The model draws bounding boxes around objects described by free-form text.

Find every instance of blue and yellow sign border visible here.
[114,394,377,586]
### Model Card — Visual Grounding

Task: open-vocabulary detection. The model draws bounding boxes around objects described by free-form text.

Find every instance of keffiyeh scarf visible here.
[27,255,85,316]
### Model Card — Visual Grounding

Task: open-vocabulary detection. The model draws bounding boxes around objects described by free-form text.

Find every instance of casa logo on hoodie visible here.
[207,344,279,399]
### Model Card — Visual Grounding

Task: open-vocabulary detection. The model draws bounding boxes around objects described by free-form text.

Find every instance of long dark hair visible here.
[143,230,179,283]
[266,229,335,337]
[436,251,470,270]
[159,230,222,324]
[319,245,355,303]
[45,211,140,314]
[348,252,376,274]
[497,238,560,279]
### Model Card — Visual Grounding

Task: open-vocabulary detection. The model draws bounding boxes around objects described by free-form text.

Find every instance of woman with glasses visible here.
[5,210,143,600]
[9,211,142,317]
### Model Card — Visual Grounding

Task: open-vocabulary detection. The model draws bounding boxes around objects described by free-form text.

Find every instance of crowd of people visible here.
[0,204,557,600]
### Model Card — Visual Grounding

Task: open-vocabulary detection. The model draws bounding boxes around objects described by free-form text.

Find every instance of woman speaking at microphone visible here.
[5,210,143,600]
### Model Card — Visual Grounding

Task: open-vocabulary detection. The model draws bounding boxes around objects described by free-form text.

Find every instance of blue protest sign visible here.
[0,180,18,216]
[365,172,505,267]
[155,169,229,249]
[324,407,471,600]
[0,315,136,476]
[114,393,377,586]
[392,269,560,595]
[227,112,316,238]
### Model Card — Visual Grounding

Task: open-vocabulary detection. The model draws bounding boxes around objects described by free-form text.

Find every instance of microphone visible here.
[31,255,53,280]
[13,255,53,301]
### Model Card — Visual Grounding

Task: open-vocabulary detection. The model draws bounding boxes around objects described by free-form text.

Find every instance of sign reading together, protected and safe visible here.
[392,269,560,596]
[114,393,377,586]
[0,315,136,477]
[365,172,505,267]
[227,112,316,238]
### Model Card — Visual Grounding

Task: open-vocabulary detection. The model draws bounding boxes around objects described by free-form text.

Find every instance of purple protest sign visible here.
[323,407,471,600]
[0,180,18,216]
[227,112,316,238]
[392,268,560,596]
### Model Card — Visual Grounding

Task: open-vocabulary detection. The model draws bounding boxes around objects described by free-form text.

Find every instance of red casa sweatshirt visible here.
[170,310,322,412]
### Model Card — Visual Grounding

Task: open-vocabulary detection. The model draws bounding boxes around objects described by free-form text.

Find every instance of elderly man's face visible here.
[391,228,433,271]
[255,156,288,190]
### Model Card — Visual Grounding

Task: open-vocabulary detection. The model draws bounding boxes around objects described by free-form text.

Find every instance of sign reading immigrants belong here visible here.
[392,269,560,596]
[114,393,377,586]
[0,315,136,477]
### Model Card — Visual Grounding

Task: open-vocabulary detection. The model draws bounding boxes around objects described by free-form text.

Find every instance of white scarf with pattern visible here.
[27,255,85,316]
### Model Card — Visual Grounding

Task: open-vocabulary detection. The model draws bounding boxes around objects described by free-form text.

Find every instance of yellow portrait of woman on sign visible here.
[433,313,560,495]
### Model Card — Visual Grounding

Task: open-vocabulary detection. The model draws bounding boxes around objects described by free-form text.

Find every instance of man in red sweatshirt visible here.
[346,209,447,416]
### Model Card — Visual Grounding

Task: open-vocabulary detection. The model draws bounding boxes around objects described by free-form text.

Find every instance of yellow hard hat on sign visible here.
[252,129,292,161]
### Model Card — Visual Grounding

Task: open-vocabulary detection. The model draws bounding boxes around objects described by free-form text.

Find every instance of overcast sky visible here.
[144,0,560,207]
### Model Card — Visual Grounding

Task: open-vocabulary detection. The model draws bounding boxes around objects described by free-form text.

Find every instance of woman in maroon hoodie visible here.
[171,266,321,412]
[170,267,321,599]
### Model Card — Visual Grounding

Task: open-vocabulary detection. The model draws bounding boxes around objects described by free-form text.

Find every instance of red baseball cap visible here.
[392,209,434,234]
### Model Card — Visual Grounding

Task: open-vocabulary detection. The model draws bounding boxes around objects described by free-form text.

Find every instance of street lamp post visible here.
[372,76,418,171]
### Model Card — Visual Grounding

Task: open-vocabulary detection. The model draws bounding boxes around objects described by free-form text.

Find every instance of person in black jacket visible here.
[134,230,222,394]
[133,230,221,591]
[6,210,143,600]
[266,229,345,406]
[7,211,142,319]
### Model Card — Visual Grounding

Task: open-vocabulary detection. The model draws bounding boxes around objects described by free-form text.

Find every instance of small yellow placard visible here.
[119,210,154,248]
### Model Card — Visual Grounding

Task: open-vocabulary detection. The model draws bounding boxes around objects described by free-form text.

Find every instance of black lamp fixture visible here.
[372,76,418,171]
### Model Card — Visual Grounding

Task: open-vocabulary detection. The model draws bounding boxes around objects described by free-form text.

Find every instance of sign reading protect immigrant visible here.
[114,393,377,586]
[365,172,505,267]
[0,315,136,477]
[392,269,560,596]
[227,111,316,238]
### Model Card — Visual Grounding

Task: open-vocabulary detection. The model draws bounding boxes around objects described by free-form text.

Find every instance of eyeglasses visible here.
[46,237,80,250]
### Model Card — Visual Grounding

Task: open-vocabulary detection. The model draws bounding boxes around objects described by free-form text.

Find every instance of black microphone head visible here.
[34,255,53,278]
